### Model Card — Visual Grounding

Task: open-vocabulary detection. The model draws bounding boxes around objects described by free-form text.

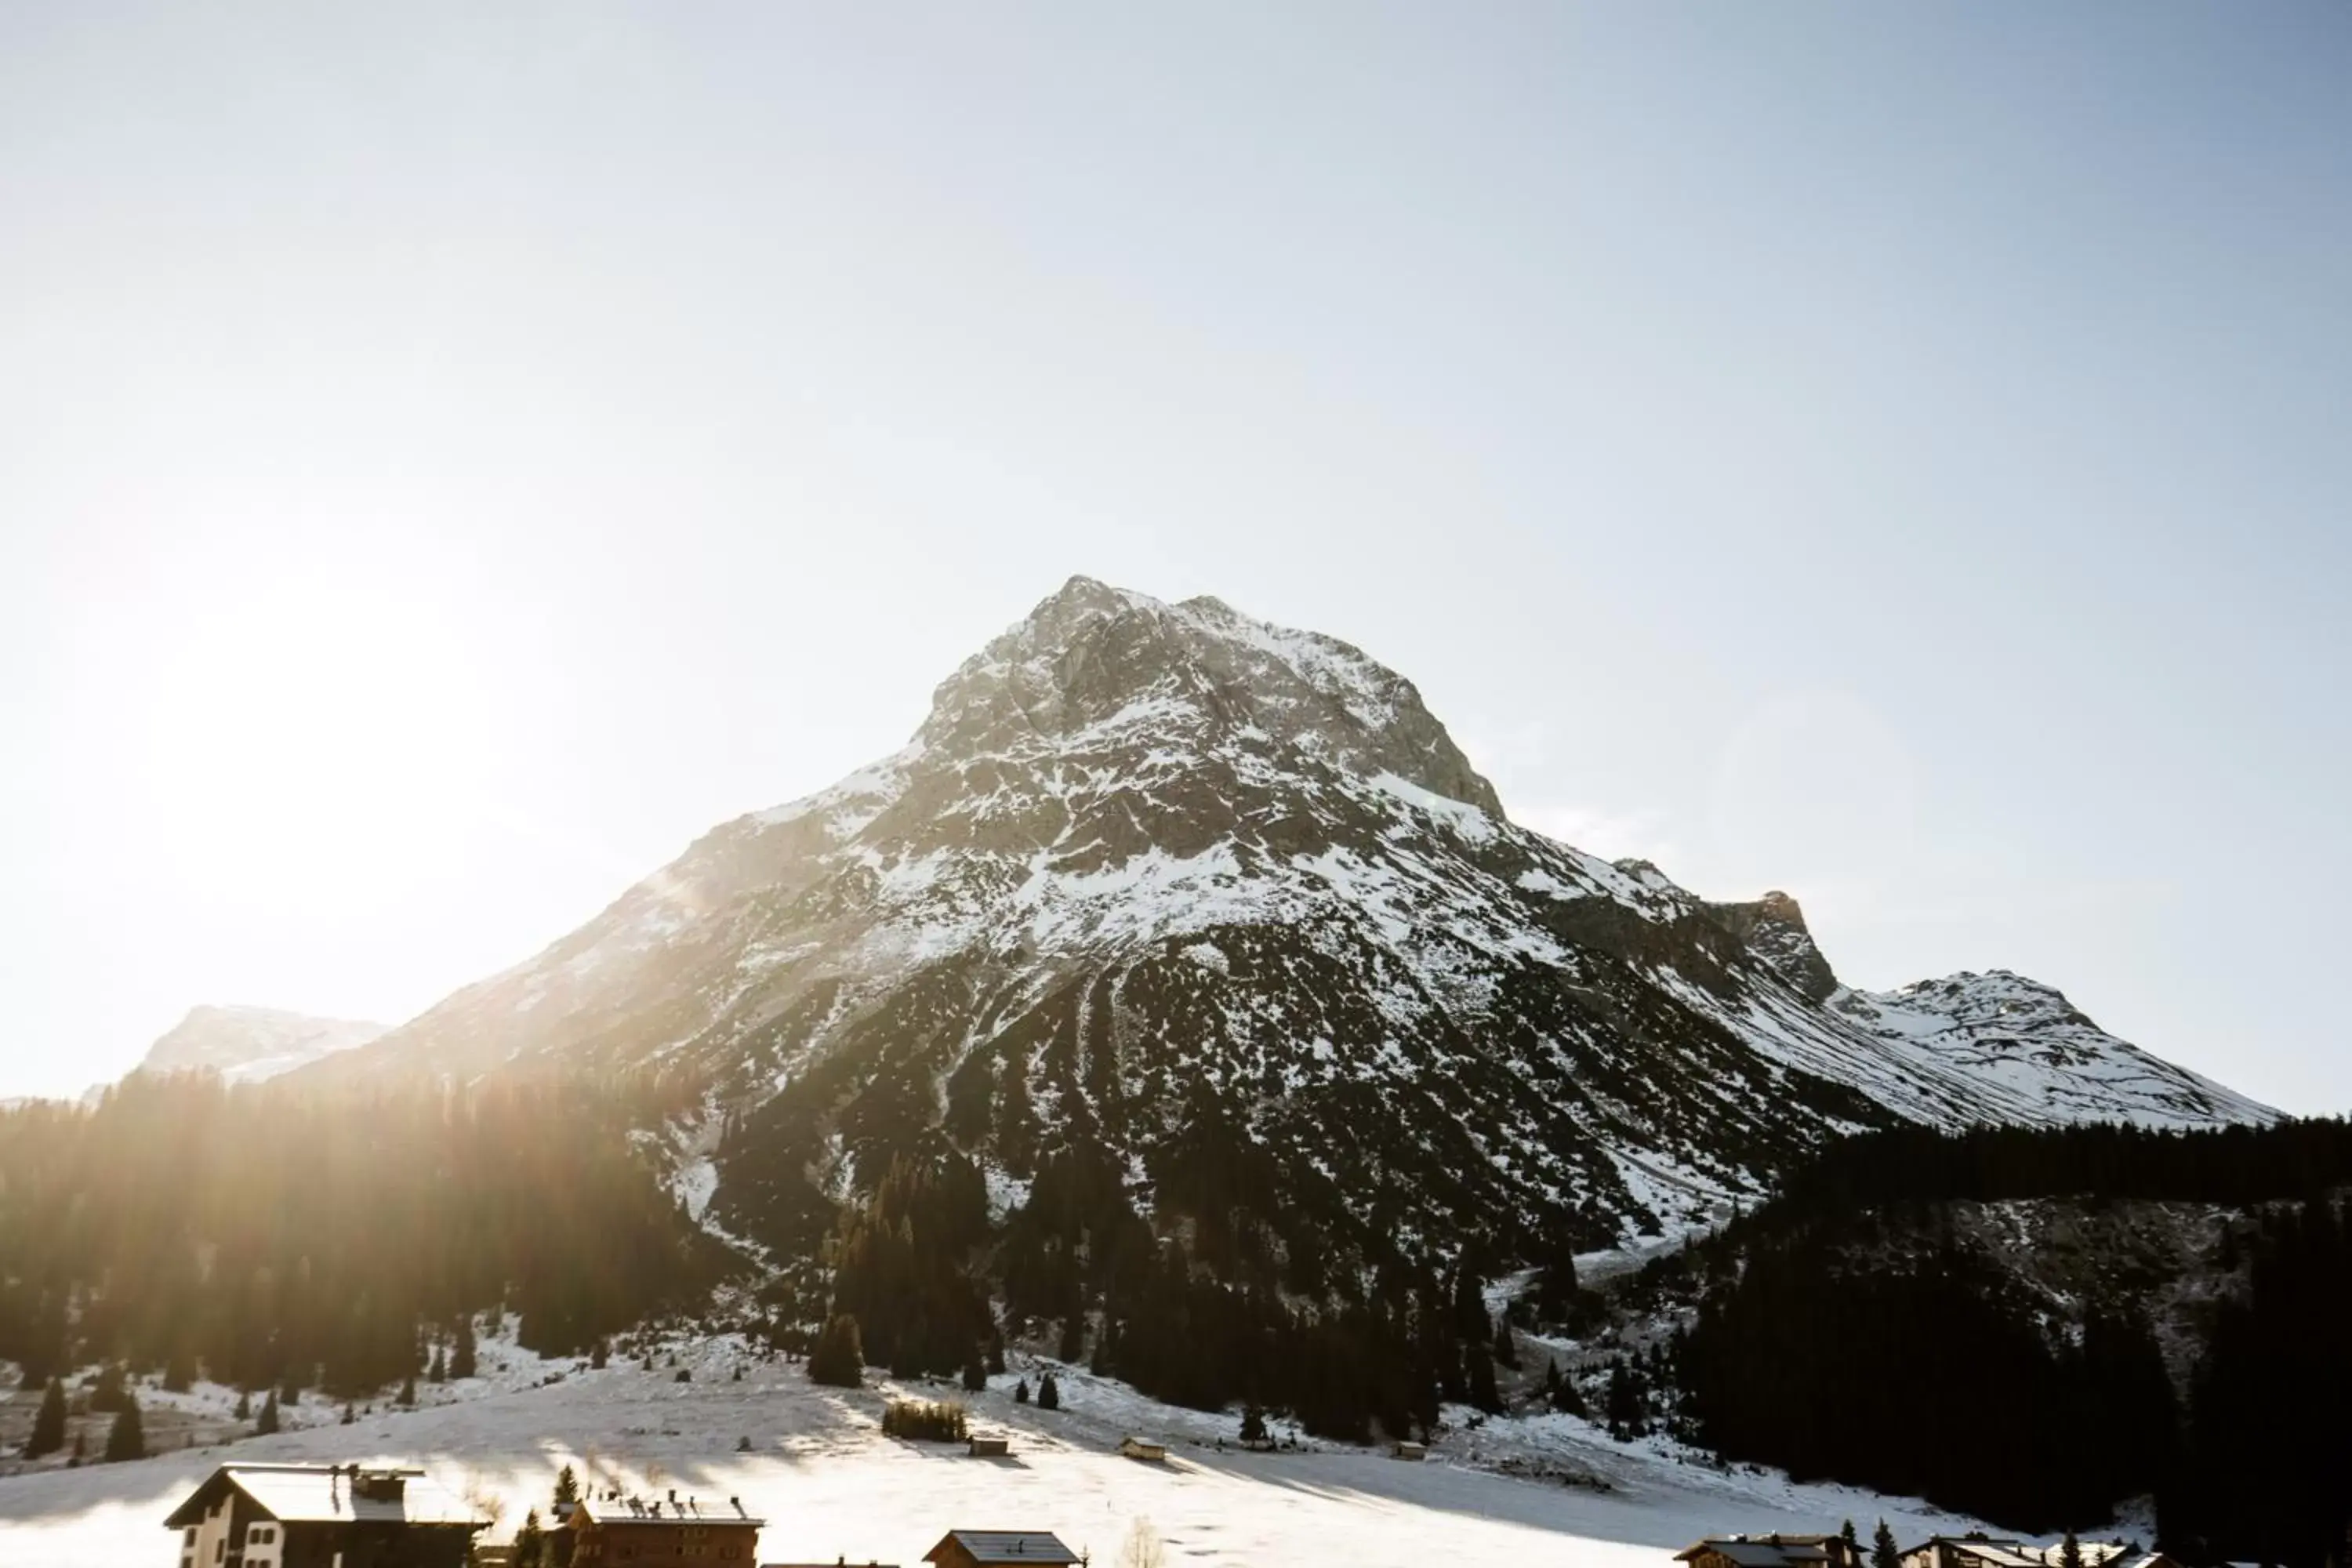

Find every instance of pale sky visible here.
[2,4,2347,1109]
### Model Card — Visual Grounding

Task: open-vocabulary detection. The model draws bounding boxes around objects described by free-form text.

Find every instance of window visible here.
[187,1529,200,1545]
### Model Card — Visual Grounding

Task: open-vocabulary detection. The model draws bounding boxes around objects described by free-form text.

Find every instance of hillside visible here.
[139,1005,386,1083]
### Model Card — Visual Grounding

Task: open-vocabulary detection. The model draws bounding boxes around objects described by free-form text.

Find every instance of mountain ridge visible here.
[308,576,2273,1259]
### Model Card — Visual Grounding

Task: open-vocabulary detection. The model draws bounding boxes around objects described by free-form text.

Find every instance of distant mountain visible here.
[141,1004,387,1083]
[314,576,2273,1261]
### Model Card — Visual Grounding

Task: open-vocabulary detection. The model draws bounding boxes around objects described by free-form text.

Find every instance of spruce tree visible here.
[1038,1371,1061,1411]
[1014,1377,1031,1405]
[451,1315,478,1380]
[256,1390,281,1436]
[1494,1316,1519,1370]
[91,1361,127,1414]
[554,1464,580,1506]
[808,1314,864,1388]
[233,1389,251,1421]
[397,1375,416,1407]
[514,1506,546,1568]
[2059,1533,2082,1568]
[962,1356,987,1392]
[590,1340,608,1370]
[339,1403,354,1425]
[1240,1405,1269,1444]
[163,1345,195,1393]
[428,1345,446,1383]
[1468,1345,1504,1414]
[1840,1521,1861,1566]
[103,1392,145,1462]
[1872,1520,1901,1568]
[24,1376,66,1459]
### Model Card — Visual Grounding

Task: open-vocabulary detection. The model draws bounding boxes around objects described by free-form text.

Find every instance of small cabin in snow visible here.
[924,1530,1081,1568]
[1676,1535,1865,1568]
[1116,1437,1167,1462]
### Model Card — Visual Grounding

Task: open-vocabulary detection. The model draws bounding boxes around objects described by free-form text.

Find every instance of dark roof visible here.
[163,1466,485,1530]
[927,1531,1081,1565]
[1678,1540,1842,1568]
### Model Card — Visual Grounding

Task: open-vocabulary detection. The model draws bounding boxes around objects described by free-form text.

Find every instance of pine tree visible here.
[91,1361,128,1414]
[1840,1521,1861,1566]
[1038,1371,1061,1411]
[963,1356,987,1392]
[1240,1406,1269,1444]
[1872,1520,1901,1568]
[590,1340,608,1370]
[24,1376,66,1459]
[808,1314,864,1388]
[554,1463,579,1505]
[1494,1316,1519,1370]
[1468,1345,1504,1414]
[256,1390,281,1436]
[103,1392,145,1462]
[451,1315,478,1380]
[514,1506,546,1568]
[163,1345,195,1393]
[1014,1377,1031,1405]
[2059,1532,2082,1568]
[339,1403,354,1425]
[428,1345,446,1383]
[233,1389,251,1421]
[397,1375,416,1407]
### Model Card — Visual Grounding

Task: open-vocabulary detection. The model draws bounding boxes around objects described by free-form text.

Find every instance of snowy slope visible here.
[138,1005,387,1083]
[0,1334,2016,1568]
[310,577,2272,1256]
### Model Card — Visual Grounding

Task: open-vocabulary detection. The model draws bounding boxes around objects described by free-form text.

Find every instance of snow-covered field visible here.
[1,1334,2001,1567]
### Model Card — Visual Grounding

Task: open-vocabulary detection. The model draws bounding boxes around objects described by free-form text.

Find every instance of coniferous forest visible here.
[1670,1120,2352,1565]
[0,1069,726,1403]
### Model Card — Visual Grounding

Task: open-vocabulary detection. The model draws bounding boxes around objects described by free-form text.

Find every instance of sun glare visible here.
[116,572,504,907]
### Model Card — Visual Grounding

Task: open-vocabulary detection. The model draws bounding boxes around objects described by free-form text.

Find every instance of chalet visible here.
[1676,1536,1865,1568]
[1900,1539,2044,1568]
[1116,1438,1166,1462]
[561,1488,764,1566]
[1390,1441,1426,1461]
[922,1530,1081,1568]
[164,1463,487,1568]
[967,1436,1011,1457]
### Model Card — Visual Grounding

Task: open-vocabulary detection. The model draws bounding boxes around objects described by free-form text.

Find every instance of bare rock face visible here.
[312,577,2274,1264]
[1703,891,1841,1003]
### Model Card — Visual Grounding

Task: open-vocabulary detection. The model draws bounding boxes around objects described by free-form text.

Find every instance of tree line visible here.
[0,1069,727,1412]
[1668,1118,2352,1563]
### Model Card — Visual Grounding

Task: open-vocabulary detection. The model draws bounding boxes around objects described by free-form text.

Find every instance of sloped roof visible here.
[927,1530,1081,1565]
[164,1466,485,1530]
[1677,1540,1835,1568]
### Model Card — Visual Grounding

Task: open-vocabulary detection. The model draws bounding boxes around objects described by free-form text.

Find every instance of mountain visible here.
[141,1004,387,1083]
[316,576,2272,1261]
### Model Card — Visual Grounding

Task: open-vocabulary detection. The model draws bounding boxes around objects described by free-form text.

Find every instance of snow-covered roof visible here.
[163,1465,485,1530]
[928,1530,1081,1565]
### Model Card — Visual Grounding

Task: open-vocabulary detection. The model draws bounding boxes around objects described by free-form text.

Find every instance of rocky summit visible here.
[318,576,2273,1262]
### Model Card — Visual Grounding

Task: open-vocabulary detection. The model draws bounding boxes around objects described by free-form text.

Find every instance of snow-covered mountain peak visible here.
[919,577,1502,816]
[140,1004,387,1083]
[317,576,2274,1254]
